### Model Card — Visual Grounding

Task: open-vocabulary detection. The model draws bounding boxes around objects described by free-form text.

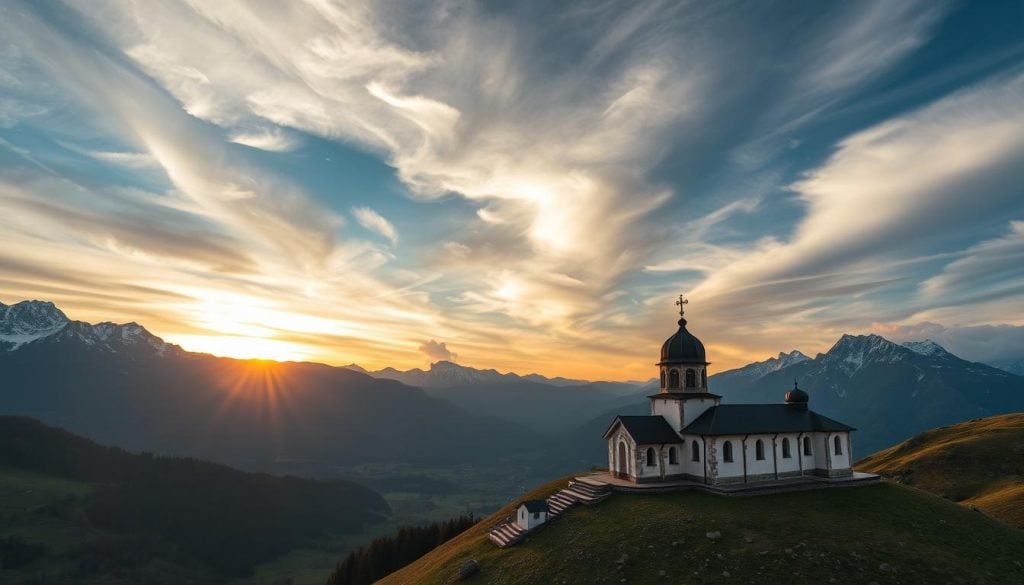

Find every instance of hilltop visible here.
[859,413,1024,528]
[382,476,1024,585]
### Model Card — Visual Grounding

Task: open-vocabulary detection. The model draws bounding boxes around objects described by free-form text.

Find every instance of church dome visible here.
[785,382,809,408]
[658,317,707,365]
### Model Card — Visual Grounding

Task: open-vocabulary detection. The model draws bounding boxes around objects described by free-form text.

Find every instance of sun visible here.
[167,333,310,362]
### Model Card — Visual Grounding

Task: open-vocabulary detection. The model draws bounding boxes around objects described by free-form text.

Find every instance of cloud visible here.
[352,207,398,246]
[418,339,456,362]
[228,127,299,152]
[691,72,1024,324]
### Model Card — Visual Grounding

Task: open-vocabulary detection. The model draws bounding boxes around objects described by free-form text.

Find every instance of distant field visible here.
[383,476,1024,585]
[859,412,1024,528]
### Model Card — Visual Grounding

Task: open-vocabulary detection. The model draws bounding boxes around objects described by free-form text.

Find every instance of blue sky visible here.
[1,0,1022,378]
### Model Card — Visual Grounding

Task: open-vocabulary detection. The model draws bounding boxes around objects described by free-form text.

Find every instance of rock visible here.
[456,559,479,580]
[744,537,753,543]
[722,570,731,577]
[879,563,892,573]
[706,531,722,540]
[658,570,666,577]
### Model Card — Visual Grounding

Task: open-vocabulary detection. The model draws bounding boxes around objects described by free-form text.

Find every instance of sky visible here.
[1,0,1023,380]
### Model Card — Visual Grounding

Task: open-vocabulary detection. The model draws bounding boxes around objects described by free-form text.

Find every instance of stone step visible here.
[568,481,611,497]
[561,488,610,505]
[487,522,526,547]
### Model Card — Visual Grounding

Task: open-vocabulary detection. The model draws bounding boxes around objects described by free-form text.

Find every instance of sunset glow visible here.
[2,1,1023,379]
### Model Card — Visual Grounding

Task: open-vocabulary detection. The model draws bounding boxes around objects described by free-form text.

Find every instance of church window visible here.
[691,440,700,462]
[755,439,765,460]
[782,438,791,458]
[701,369,707,388]
[668,447,678,464]
[803,436,812,456]
[834,435,843,456]
[685,369,696,388]
[646,447,656,467]
[723,441,734,462]
[669,369,680,388]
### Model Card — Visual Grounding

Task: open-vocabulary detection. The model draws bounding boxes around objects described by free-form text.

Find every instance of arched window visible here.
[660,370,666,388]
[755,439,765,460]
[782,438,791,458]
[803,436,812,456]
[668,447,678,464]
[646,447,656,467]
[691,440,700,462]
[723,441,733,463]
[701,369,707,388]
[685,369,696,388]
[834,435,843,456]
[669,369,680,388]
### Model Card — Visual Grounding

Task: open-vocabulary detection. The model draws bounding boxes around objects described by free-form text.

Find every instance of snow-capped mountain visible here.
[715,349,810,381]
[709,333,1024,456]
[0,300,172,355]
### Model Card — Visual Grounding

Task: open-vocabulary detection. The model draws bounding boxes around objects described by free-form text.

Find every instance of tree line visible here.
[327,514,477,585]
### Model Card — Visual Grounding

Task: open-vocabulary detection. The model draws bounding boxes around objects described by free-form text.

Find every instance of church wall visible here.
[680,398,717,428]
[678,435,704,479]
[710,434,745,481]
[651,399,683,431]
[743,433,777,481]
[607,428,636,479]
[774,433,802,477]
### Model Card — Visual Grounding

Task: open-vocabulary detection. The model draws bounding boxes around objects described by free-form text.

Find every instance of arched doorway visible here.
[617,442,629,478]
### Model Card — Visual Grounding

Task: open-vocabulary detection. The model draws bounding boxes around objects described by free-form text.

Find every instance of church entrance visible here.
[616,442,629,478]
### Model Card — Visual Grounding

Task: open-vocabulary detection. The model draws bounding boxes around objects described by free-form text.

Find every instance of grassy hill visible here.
[858,413,1024,528]
[382,476,1024,585]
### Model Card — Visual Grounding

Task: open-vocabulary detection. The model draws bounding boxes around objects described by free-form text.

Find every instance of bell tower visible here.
[650,295,720,430]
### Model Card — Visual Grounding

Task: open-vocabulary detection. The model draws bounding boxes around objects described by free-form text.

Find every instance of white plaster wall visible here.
[713,435,746,479]
[799,433,816,472]
[652,399,683,430]
[744,434,776,478]
[517,506,547,530]
[774,434,801,474]
[829,432,851,470]
[679,435,706,478]
[681,398,718,427]
[662,444,685,476]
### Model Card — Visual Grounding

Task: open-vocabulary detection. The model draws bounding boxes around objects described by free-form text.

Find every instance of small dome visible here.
[785,382,809,406]
[659,317,707,365]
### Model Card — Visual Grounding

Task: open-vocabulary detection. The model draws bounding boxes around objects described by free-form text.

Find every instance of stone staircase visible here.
[487,521,526,547]
[488,477,612,548]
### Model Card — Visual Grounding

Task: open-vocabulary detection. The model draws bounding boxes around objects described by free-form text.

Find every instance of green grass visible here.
[382,477,1024,585]
[859,413,1024,528]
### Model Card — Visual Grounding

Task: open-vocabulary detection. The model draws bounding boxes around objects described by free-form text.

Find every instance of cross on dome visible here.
[675,294,688,317]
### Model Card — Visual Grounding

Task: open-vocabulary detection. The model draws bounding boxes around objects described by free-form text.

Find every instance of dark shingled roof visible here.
[604,415,682,444]
[519,499,548,513]
[680,405,855,436]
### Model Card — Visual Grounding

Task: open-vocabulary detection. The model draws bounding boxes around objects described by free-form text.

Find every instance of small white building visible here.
[603,299,855,486]
[516,500,549,530]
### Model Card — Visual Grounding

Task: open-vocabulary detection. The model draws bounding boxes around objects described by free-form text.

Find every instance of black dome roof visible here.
[659,317,707,365]
[785,382,809,405]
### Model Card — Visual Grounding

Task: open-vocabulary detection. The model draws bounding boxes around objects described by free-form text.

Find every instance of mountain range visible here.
[346,360,650,433]
[0,300,539,473]
[3,298,1022,474]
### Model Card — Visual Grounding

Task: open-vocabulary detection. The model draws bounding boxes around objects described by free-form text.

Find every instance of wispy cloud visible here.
[352,206,398,247]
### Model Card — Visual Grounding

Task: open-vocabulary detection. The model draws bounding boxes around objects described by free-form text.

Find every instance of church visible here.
[603,297,855,486]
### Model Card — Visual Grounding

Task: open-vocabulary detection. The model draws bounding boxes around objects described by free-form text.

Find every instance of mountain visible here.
[350,360,648,433]
[712,349,810,383]
[381,474,1024,585]
[709,334,1024,456]
[0,415,387,582]
[858,413,1024,528]
[990,357,1024,376]
[0,300,540,472]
